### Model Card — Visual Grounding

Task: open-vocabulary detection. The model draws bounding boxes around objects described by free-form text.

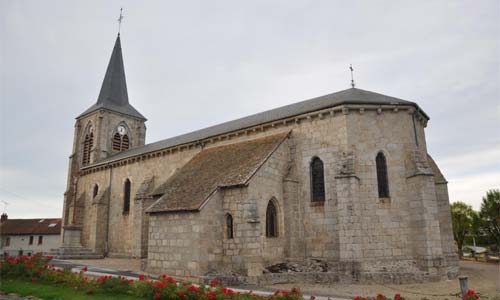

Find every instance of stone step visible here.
[47,247,104,259]
[55,248,94,254]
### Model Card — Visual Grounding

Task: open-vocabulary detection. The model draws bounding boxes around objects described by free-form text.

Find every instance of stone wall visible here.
[218,139,291,277]
[146,191,223,281]
[69,103,457,282]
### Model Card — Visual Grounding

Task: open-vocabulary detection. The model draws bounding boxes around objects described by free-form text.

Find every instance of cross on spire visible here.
[117,8,124,35]
[349,64,355,88]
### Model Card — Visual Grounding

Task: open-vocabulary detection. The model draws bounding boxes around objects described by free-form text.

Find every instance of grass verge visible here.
[0,278,146,300]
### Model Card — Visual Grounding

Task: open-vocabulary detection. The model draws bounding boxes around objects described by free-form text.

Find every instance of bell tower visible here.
[60,33,146,251]
[75,33,147,166]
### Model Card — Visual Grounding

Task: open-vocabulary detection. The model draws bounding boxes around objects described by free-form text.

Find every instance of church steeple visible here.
[97,34,129,107]
[78,34,146,120]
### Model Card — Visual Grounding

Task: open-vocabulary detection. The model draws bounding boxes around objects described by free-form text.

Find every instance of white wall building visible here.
[0,213,61,257]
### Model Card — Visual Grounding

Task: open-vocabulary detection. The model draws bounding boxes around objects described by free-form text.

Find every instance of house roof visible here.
[78,34,146,120]
[146,132,289,213]
[85,87,426,168]
[0,218,62,235]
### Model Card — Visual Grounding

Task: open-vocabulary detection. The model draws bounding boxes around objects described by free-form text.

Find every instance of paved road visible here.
[52,259,142,279]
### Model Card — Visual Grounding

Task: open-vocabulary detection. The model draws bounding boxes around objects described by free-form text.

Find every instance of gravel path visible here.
[265,261,500,300]
[58,258,141,273]
[51,258,499,300]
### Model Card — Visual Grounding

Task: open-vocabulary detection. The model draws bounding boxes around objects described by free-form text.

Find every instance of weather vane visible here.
[349,64,355,88]
[117,8,124,34]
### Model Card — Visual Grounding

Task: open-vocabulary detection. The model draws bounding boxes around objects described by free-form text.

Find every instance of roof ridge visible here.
[84,88,426,168]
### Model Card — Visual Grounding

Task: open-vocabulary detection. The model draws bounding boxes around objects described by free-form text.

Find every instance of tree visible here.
[479,189,500,249]
[450,201,477,258]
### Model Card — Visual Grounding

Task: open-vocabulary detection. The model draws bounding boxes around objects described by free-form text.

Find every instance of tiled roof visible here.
[147,132,289,213]
[85,88,426,168]
[0,218,62,235]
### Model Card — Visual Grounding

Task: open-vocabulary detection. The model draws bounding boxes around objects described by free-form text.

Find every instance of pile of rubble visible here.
[265,259,329,273]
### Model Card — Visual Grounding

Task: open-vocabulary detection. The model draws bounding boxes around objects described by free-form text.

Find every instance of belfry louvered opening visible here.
[113,133,130,152]
[82,132,93,166]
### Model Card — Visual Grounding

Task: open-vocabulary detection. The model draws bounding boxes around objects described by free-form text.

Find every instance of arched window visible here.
[226,214,234,239]
[112,125,130,152]
[123,179,131,214]
[82,132,94,166]
[310,157,325,202]
[92,184,99,199]
[376,152,390,198]
[266,200,278,238]
[112,133,130,151]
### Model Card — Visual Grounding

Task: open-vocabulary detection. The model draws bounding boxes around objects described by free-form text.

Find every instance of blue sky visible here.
[1,0,498,217]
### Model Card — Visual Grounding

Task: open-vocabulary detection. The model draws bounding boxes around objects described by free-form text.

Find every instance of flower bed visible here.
[0,254,302,300]
[0,254,480,300]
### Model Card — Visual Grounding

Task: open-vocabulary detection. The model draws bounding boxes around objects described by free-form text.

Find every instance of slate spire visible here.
[97,34,128,106]
[78,34,146,120]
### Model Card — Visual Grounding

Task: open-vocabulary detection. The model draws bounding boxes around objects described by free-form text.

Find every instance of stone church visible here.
[60,34,458,284]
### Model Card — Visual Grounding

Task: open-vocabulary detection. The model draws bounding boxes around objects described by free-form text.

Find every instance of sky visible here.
[0,0,498,218]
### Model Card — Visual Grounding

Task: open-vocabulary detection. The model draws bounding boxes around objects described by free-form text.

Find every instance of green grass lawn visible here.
[0,279,147,300]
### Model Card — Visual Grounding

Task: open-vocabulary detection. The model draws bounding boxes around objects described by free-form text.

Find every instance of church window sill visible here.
[379,197,391,204]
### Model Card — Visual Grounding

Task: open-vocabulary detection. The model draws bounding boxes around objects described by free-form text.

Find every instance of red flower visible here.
[188,285,199,293]
[222,287,234,295]
[139,274,145,281]
[291,287,299,294]
[154,292,162,299]
[81,266,88,272]
[376,294,385,299]
[394,293,401,300]
[31,277,38,282]
[177,291,187,299]
[210,278,220,287]
[464,289,479,300]
[207,292,217,300]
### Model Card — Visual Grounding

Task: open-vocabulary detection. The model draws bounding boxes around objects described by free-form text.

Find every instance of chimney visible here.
[1,213,7,222]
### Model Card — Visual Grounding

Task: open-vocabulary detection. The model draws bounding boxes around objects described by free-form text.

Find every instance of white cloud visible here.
[448,171,500,211]
[437,144,500,178]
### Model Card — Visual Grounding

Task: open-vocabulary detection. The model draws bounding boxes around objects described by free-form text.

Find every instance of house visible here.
[0,213,61,257]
